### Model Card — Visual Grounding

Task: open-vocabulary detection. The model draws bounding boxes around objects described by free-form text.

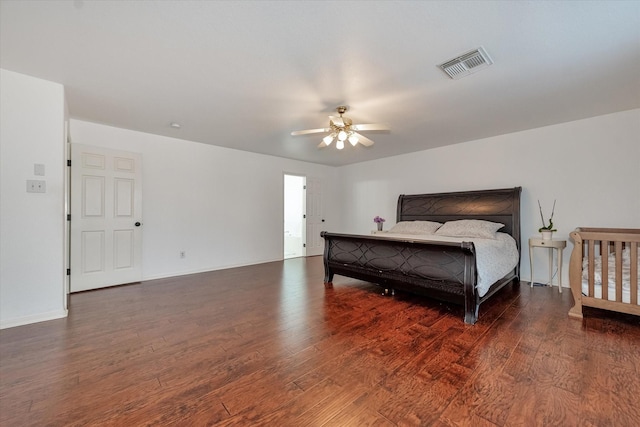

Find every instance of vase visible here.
[541,230,553,240]
[377,222,383,231]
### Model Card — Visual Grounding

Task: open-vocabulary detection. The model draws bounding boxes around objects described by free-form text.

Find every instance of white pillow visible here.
[388,221,443,235]
[435,220,504,239]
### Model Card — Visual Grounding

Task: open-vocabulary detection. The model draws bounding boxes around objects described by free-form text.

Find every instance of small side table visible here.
[529,237,567,293]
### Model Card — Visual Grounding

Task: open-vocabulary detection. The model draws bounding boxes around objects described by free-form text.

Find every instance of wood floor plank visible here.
[292,381,371,426]
[222,378,343,427]
[320,386,394,426]
[1,256,639,426]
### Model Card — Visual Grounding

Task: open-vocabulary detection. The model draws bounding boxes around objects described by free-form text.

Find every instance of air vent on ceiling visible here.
[438,47,493,80]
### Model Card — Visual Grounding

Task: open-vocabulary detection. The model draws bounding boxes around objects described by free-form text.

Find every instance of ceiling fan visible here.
[291,106,389,150]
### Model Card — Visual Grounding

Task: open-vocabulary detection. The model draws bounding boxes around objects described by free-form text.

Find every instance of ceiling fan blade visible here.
[353,132,375,147]
[317,141,328,148]
[291,127,330,136]
[352,123,390,131]
[356,134,375,147]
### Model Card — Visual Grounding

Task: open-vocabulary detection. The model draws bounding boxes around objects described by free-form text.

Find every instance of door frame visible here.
[283,173,306,259]
[64,125,71,309]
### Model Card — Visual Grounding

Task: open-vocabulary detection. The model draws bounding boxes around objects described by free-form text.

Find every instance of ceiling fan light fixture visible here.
[323,134,335,145]
[291,105,389,151]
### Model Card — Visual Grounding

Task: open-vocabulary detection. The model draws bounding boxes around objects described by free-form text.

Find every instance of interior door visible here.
[70,144,142,292]
[305,177,324,256]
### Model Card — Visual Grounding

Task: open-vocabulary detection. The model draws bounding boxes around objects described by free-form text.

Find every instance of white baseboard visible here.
[0,309,68,330]
[142,257,284,282]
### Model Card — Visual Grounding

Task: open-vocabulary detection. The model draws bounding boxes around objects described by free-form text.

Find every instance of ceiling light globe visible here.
[323,135,334,145]
[348,134,359,146]
[336,140,345,150]
[337,130,347,141]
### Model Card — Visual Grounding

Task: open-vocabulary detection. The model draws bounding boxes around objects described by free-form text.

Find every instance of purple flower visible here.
[373,216,385,223]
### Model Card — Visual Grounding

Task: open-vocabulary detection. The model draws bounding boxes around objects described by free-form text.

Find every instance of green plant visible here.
[538,199,557,232]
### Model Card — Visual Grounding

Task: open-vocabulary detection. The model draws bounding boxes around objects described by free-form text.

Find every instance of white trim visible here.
[283,172,307,260]
[141,257,285,282]
[64,121,71,312]
[0,309,68,330]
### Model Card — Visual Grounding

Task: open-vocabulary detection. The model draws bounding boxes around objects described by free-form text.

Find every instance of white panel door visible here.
[70,144,142,292]
[305,177,324,256]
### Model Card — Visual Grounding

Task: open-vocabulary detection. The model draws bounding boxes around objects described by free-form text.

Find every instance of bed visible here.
[321,187,522,324]
[568,228,640,319]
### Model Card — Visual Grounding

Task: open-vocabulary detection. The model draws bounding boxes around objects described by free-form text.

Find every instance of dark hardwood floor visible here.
[1,256,639,426]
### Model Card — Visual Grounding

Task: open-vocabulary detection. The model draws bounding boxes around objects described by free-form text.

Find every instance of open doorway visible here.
[284,174,306,259]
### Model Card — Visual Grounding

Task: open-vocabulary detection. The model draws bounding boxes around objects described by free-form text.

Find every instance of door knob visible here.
[135,222,142,227]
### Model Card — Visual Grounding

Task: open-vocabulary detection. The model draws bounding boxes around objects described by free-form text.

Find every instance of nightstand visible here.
[529,237,567,293]
[371,230,388,235]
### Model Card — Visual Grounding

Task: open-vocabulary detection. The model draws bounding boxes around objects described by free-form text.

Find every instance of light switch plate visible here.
[34,163,45,176]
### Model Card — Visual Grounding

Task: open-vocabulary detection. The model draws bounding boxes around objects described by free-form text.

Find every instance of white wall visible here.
[2,66,637,328]
[0,69,67,328]
[69,120,339,281]
[337,109,640,287]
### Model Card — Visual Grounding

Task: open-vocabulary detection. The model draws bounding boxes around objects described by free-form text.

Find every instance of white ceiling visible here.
[1,1,639,166]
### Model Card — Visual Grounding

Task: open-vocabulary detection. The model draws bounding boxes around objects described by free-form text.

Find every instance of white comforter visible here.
[373,232,519,297]
[582,248,640,302]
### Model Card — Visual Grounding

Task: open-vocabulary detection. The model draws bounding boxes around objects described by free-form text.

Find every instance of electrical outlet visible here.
[26,180,46,193]
[180,251,186,259]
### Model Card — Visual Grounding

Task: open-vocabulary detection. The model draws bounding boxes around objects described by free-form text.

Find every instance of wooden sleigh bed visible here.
[568,228,640,319]
[321,187,522,324]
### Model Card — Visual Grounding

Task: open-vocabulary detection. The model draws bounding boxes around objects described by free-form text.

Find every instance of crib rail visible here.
[568,228,640,319]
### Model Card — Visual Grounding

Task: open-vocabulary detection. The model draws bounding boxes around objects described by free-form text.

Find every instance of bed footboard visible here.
[321,232,480,323]
[569,228,640,319]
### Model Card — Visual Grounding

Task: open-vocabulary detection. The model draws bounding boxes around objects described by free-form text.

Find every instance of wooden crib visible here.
[568,228,640,319]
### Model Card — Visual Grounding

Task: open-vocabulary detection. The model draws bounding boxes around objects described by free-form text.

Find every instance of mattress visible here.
[373,232,519,298]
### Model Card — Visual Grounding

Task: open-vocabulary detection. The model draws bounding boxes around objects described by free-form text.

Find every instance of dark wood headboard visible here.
[396,187,522,251]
